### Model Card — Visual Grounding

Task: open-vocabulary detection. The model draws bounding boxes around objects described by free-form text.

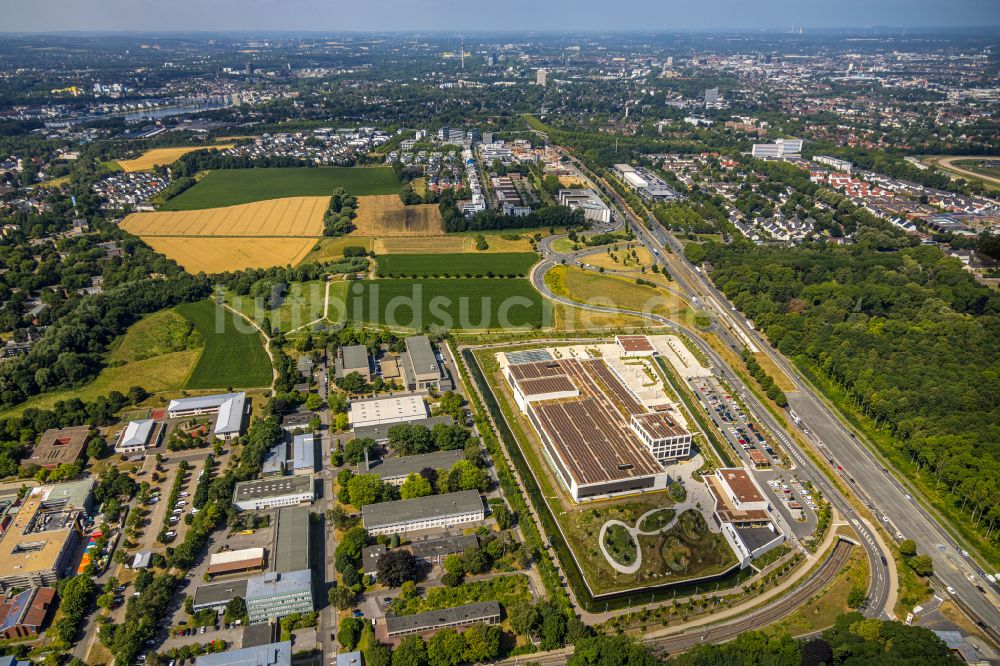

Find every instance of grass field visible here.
[175,300,272,388]
[545,265,690,321]
[376,252,537,277]
[582,246,654,272]
[225,280,347,333]
[753,352,797,392]
[143,237,317,274]
[117,145,234,172]
[346,279,547,330]
[123,196,328,237]
[373,232,535,254]
[110,308,202,361]
[300,237,375,264]
[352,195,443,236]
[161,167,399,210]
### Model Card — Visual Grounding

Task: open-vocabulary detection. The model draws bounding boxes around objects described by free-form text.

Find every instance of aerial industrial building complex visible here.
[499,340,692,501]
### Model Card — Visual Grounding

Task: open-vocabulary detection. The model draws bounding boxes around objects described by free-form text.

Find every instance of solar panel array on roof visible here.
[0,590,31,631]
[505,349,553,365]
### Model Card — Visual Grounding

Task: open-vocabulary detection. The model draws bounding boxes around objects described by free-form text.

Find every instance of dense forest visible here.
[692,239,1000,552]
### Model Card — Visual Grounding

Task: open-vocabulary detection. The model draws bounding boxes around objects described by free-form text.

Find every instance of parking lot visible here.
[689,377,819,540]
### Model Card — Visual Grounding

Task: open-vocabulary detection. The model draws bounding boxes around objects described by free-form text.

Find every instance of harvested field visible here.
[143,237,316,274]
[559,175,587,187]
[121,196,327,237]
[352,195,443,236]
[117,145,234,172]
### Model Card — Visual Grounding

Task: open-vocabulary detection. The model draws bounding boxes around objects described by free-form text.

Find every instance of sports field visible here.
[352,195,443,236]
[376,252,537,277]
[346,278,547,330]
[117,145,234,172]
[175,300,272,388]
[161,167,399,210]
[122,196,328,236]
[143,237,316,274]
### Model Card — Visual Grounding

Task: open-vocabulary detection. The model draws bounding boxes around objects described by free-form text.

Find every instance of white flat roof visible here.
[348,394,428,427]
[209,547,265,566]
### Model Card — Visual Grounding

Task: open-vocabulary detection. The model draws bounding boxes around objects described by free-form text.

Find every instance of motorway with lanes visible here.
[544,145,999,642]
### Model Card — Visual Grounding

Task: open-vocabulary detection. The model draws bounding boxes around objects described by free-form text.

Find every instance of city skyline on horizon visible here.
[2,0,998,33]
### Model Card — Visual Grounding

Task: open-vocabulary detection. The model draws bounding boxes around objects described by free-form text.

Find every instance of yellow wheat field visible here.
[121,196,328,237]
[143,237,317,273]
[352,195,443,236]
[116,145,235,172]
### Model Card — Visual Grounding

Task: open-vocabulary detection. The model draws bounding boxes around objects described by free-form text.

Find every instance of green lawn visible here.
[176,300,272,389]
[161,167,400,210]
[375,252,538,277]
[346,279,547,330]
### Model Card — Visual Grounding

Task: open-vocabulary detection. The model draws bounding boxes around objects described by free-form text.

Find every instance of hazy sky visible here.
[2,0,998,32]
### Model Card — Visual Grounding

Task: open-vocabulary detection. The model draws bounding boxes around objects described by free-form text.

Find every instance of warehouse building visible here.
[195,641,291,666]
[290,433,316,475]
[207,547,267,578]
[272,507,310,573]
[349,394,428,428]
[362,490,484,536]
[114,419,164,455]
[358,449,464,485]
[245,570,313,624]
[167,392,247,440]
[192,579,249,613]
[383,600,500,638]
[233,476,314,512]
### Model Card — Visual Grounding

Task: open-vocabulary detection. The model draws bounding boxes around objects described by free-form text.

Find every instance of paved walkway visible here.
[598,508,680,574]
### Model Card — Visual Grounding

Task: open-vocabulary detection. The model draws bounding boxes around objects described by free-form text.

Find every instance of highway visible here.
[647,212,1000,642]
[545,146,999,641]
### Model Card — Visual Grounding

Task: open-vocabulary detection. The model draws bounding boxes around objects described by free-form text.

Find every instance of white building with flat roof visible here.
[348,394,428,428]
